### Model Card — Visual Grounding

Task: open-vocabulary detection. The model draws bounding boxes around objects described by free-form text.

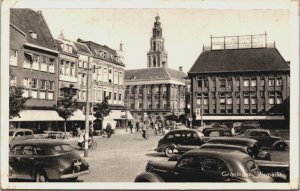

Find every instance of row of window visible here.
[23,78,55,90]
[22,89,54,100]
[75,89,123,103]
[10,50,56,73]
[130,102,184,110]
[197,77,283,88]
[60,60,76,77]
[77,69,124,85]
[196,97,283,106]
[196,108,277,115]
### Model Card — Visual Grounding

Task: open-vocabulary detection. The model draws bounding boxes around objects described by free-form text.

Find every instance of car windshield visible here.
[52,144,74,153]
[9,131,14,136]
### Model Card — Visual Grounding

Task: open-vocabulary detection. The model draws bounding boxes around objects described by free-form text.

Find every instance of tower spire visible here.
[147,15,168,68]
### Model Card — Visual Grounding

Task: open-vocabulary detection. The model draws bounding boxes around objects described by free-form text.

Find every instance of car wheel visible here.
[165,146,175,157]
[276,143,287,151]
[35,170,48,182]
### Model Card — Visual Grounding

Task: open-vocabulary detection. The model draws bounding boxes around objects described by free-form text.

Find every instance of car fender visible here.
[134,172,165,182]
[33,162,58,180]
[271,140,287,148]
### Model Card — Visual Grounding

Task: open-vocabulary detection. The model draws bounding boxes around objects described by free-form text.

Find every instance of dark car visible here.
[240,129,288,150]
[135,149,282,182]
[170,142,270,161]
[9,139,90,182]
[207,137,271,160]
[155,129,204,157]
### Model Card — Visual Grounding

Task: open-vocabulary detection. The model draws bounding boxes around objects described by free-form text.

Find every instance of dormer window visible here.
[29,31,37,39]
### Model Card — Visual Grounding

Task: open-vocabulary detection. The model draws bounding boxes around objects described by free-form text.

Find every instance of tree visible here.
[56,86,78,137]
[93,96,110,121]
[9,85,30,119]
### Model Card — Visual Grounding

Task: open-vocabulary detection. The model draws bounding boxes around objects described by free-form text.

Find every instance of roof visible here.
[125,67,186,81]
[10,9,57,51]
[73,41,92,55]
[189,48,290,74]
[55,39,78,56]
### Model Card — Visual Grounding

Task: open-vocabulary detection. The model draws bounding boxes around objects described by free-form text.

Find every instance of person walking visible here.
[154,122,159,135]
[141,121,148,140]
[106,122,112,138]
[136,120,140,133]
[129,120,133,133]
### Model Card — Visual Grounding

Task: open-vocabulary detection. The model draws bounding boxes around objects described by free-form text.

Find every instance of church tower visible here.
[147,15,168,68]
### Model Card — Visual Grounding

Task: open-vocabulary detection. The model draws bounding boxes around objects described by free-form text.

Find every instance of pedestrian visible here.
[77,126,82,137]
[129,120,133,133]
[89,123,94,141]
[154,122,159,135]
[157,121,162,134]
[141,121,148,140]
[136,120,140,132]
[106,122,112,138]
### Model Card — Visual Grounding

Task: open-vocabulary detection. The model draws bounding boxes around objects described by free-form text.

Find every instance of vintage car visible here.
[9,139,90,182]
[171,136,271,160]
[239,129,288,150]
[200,128,232,143]
[9,128,34,149]
[155,129,204,157]
[231,123,259,136]
[135,149,289,182]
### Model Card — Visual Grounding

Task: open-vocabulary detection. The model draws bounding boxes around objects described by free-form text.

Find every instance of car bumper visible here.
[60,169,90,179]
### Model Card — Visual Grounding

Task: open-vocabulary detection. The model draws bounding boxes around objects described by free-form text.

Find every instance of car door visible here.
[18,145,36,179]
[9,145,24,179]
[174,156,231,182]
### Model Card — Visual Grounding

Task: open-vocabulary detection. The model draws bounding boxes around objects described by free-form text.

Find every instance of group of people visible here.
[127,119,176,140]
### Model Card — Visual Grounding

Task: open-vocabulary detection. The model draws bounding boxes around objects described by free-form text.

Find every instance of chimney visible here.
[119,43,123,51]
[179,66,183,71]
[77,38,84,43]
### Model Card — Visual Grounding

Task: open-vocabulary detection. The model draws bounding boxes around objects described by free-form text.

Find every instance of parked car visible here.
[9,139,90,182]
[207,137,271,160]
[9,128,34,149]
[231,123,259,135]
[135,149,288,182]
[240,129,288,150]
[201,128,232,142]
[155,129,204,157]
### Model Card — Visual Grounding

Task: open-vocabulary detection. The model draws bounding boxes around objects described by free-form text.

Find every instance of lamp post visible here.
[84,56,90,157]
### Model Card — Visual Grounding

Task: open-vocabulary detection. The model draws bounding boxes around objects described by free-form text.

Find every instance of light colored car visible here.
[9,128,34,149]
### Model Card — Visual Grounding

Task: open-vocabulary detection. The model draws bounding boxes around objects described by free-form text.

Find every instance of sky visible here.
[38,8,291,72]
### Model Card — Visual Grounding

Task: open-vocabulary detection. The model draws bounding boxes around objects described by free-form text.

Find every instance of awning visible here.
[195,115,285,121]
[10,110,64,122]
[104,110,132,120]
[69,110,95,121]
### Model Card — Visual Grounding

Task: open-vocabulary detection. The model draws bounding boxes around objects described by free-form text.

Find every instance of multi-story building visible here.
[78,39,128,127]
[124,16,186,121]
[188,34,290,128]
[9,9,61,132]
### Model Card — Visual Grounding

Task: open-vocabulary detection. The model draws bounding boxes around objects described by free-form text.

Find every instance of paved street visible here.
[68,130,168,182]
[66,129,289,182]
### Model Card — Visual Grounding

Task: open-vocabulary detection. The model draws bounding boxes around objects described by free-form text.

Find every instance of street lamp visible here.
[84,56,91,157]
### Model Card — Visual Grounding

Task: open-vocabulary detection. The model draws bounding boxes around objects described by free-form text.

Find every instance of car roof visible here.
[15,139,70,146]
[208,137,257,143]
[200,143,247,150]
[246,129,268,132]
[9,128,33,132]
[167,129,198,133]
[183,148,250,162]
